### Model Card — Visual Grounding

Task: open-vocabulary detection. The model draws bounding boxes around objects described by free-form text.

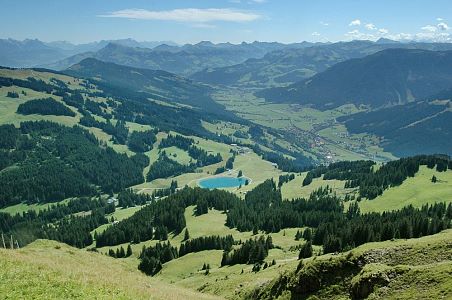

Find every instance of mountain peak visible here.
[376,37,399,44]
[195,41,214,47]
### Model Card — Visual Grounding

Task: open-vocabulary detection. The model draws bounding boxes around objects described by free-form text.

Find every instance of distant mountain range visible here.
[0,38,176,68]
[45,38,177,53]
[46,41,301,76]
[192,40,452,87]
[7,38,452,87]
[257,48,452,109]
[0,39,68,67]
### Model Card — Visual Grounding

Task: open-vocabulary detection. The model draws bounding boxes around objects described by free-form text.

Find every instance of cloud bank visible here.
[99,8,262,23]
[345,18,450,42]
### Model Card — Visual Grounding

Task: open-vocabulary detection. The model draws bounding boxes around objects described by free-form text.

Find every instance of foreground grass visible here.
[0,240,220,300]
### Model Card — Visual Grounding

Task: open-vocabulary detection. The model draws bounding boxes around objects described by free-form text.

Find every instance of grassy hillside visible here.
[281,173,354,200]
[252,229,452,300]
[0,240,219,300]
[360,166,452,213]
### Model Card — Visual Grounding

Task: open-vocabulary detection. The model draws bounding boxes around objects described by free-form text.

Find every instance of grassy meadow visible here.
[0,239,220,300]
[360,166,452,213]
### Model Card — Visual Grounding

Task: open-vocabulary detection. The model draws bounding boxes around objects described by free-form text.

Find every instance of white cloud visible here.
[345,21,392,41]
[422,25,438,32]
[414,31,450,42]
[349,19,361,26]
[345,29,376,40]
[312,32,321,36]
[421,22,449,33]
[437,22,449,31]
[386,32,413,41]
[320,21,329,26]
[251,0,266,3]
[99,8,262,23]
[365,23,377,31]
[437,17,444,21]
[345,25,451,43]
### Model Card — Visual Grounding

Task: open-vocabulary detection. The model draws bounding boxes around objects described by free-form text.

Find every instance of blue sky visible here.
[1,0,450,44]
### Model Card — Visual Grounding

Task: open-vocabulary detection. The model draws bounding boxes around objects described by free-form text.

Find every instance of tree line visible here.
[146,152,195,181]
[314,201,452,253]
[95,188,241,247]
[303,155,451,199]
[159,134,223,167]
[278,173,295,188]
[108,245,133,259]
[0,197,113,247]
[221,236,273,266]
[0,76,53,93]
[138,234,269,276]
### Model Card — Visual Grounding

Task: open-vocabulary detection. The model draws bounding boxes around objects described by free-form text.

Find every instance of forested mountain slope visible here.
[338,100,452,156]
[65,58,226,114]
[258,49,452,109]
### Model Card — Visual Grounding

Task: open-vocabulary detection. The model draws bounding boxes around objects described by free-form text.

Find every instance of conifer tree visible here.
[119,246,126,258]
[298,241,313,259]
[183,228,190,241]
[303,228,312,241]
[126,244,133,257]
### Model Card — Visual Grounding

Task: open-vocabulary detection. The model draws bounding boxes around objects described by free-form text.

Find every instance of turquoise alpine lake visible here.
[198,176,249,189]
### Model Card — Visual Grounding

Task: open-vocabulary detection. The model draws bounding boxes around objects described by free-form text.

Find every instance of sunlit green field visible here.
[164,146,194,165]
[0,87,81,127]
[0,200,70,215]
[281,173,355,200]
[360,166,452,213]
[92,206,145,236]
